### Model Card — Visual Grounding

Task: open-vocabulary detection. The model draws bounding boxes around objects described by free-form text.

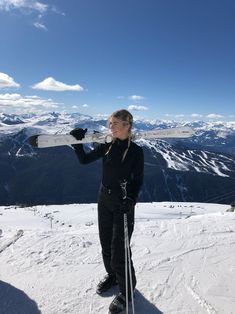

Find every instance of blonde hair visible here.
[106,109,133,162]
[108,109,133,132]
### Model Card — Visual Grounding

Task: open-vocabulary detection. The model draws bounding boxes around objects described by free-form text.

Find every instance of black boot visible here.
[108,293,127,314]
[96,274,117,294]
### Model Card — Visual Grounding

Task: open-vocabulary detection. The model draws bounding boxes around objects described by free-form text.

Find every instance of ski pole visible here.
[124,213,135,314]
[120,180,135,314]
[124,213,129,314]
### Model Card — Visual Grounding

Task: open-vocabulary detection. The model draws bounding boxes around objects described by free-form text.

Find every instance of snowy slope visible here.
[140,139,235,177]
[0,202,235,314]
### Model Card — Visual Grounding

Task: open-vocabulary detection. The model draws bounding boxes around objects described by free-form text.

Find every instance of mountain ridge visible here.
[0,112,235,205]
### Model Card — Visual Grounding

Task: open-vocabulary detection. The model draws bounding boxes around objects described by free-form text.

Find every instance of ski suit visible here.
[73,138,144,296]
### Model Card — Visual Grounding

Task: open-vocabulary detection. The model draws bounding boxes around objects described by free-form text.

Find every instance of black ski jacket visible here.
[73,138,144,202]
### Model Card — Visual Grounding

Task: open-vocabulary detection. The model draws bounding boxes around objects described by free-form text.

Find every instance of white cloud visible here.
[0,0,48,13]
[128,105,148,111]
[71,104,88,109]
[128,95,145,100]
[0,93,59,112]
[32,77,84,92]
[207,113,224,119]
[0,72,20,88]
[95,113,109,119]
[51,5,65,16]
[0,0,64,30]
[191,113,203,118]
[34,21,47,31]
[175,114,185,118]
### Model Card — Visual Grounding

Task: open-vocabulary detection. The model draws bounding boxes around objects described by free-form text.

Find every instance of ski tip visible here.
[28,135,39,147]
[17,229,24,236]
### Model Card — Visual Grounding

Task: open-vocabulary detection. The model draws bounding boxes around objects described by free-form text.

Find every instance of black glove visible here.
[120,197,135,214]
[70,128,87,140]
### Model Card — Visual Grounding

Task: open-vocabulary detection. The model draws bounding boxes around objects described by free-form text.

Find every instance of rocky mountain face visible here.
[0,112,235,205]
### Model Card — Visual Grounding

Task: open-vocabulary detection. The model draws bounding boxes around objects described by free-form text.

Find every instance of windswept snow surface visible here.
[0,202,235,314]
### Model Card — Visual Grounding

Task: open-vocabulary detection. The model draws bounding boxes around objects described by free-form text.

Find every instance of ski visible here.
[28,126,195,148]
[0,229,24,254]
[28,132,113,148]
[133,126,195,140]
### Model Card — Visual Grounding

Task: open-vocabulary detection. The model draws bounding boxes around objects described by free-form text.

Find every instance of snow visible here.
[1,202,235,314]
[140,139,234,177]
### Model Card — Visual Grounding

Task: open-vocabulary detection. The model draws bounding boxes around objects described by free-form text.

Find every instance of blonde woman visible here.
[70,109,144,313]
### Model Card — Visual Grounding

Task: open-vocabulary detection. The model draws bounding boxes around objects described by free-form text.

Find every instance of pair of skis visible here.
[28,126,195,148]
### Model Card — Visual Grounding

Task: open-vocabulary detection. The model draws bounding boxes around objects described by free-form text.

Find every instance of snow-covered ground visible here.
[0,202,235,314]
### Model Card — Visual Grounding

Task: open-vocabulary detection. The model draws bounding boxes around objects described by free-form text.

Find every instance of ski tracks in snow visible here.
[1,204,235,313]
[0,229,24,254]
[186,276,218,314]
[0,227,109,313]
[133,213,235,314]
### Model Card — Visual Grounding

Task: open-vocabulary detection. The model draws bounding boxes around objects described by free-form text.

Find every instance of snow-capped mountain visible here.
[0,113,25,125]
[0,112,235,206]
[140,139,234,177]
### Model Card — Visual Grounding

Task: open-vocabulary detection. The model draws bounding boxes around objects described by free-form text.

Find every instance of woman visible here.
[70,109,144,314]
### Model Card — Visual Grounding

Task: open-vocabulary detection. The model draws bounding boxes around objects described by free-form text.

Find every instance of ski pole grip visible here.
[120,179,127,200]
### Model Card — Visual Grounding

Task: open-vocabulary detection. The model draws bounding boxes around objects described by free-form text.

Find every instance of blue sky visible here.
[0,0,235,121]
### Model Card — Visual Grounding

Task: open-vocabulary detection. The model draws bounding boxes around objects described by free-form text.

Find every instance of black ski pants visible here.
[97,187,136,296]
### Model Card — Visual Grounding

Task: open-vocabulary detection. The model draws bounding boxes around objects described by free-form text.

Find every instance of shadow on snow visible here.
[0,280,41,314]
[99,287,163,314]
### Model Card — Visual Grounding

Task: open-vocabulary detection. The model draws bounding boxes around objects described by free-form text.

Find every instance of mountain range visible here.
[0,112,235,205]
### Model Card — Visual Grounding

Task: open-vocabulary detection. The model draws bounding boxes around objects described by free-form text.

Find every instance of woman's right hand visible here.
[70,128,87,140]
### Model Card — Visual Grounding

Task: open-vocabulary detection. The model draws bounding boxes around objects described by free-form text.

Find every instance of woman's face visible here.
[109,117,130,140]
